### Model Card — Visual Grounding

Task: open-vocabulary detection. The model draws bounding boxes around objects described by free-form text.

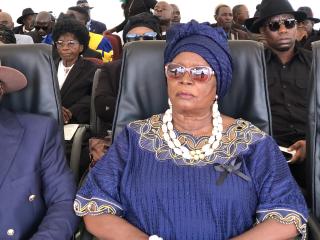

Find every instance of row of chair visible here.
[0,40,319,239]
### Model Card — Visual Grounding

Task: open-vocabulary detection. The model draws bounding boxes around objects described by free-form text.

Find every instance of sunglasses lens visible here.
[126,33,138,42]
[166,64,184,79]
[284,19,296,29]
[268,19,296,31]
[190,67,210,82]
[268,22,280,31]
[143,32,157,40]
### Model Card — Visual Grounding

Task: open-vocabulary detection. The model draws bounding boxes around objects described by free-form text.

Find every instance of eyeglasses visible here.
[34,25,49,31]
[165,63,214,82]
[267,18,297,32]
[126,31,157,42]
[55,40,80,48]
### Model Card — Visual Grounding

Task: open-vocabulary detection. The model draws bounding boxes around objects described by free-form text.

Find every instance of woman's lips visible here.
[176,92,194,99]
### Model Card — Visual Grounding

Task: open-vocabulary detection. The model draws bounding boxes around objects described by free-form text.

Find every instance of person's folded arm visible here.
[231,219,298,240]
[84,214,148,240]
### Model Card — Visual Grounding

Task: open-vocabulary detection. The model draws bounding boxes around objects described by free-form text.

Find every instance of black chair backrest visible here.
[112,40,271,140]
[0,44,63,127]
[308,40,320,221]
[90,68,111,137]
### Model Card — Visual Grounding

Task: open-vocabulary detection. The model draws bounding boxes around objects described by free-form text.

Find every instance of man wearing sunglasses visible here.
[250,0,311,189]
[28,11,54,44]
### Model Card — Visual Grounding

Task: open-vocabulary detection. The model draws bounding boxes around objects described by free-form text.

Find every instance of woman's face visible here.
[166,52,217,115]
[56,33,83,63]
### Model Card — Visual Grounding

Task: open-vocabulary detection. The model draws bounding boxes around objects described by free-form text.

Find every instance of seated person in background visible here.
[296,6,320,50]
[212,4,248,40]
[94,12,162,127]
[170,3,181,24]
[0,12,34,44]
[67,6,113,63]
[0,24,16,44]
[75,20,308,240]
[232,4,249,32]
[28,11,54,44]
[52,15,97,124]
[153,1,173,37]
[0,65,78,239]
[76,0,107,34]
[107,0,158,33]
[13,8,37,34]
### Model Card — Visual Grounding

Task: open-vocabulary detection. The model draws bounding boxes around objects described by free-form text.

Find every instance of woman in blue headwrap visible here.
[74,20,307,240]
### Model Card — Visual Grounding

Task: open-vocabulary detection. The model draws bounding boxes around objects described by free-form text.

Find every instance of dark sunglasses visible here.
[34,25,49,31]
[126,31,157,42]
[267,18,297,32]
[165,63,215,82]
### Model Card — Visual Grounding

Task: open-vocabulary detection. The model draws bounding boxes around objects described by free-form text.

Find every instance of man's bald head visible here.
[35,11,54,36]
[0,12,14,30]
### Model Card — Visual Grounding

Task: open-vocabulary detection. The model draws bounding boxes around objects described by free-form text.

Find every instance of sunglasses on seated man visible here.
[165,63,215,82]
[34,25,49,31]
[126,31,158,42]
[266,18,297,32]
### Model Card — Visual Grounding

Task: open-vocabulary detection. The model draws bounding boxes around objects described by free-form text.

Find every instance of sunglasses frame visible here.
[165,62,215,83]
[266,18,297,32]
[126,31,158,42]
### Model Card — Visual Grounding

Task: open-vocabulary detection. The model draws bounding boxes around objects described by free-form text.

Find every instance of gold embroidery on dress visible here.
[256,211,307,240]
[74,198,118,216]
[129,114,266,166]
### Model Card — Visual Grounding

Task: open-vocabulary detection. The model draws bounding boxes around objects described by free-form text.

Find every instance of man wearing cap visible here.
[249,0,312,188]
[0,66,78,238]
[76,0,106,34]
[13,8,37,34]
[296,6,320,50]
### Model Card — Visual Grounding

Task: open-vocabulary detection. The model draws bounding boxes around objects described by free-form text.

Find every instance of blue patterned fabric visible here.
[164,20,232,98]
[75,115,308,240]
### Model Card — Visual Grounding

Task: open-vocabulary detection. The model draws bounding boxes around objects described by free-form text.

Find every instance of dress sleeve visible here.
[249,136,308,239]
[74,127,130,217]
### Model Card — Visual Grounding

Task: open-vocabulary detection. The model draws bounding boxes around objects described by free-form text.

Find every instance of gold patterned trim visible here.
[74,195,122,216]
[256,209,307,240]
[129,114,266,166]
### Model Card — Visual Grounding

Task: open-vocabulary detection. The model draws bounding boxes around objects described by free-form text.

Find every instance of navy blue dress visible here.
[75,115,308,239]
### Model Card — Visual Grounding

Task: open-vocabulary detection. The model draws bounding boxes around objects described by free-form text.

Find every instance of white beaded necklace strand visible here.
[161,98,223,161]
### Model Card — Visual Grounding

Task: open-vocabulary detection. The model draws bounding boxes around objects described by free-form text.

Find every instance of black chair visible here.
[0,44,63,127]
[112,40,272,139]
[307,40,320,239]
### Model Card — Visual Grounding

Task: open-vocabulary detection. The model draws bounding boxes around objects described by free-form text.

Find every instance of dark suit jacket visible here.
[26,30,43,43]
[56,57,97,124]
[0,107,79,239]
[89,19,107,34]
[13,25,24,34]
[94,59,122,124]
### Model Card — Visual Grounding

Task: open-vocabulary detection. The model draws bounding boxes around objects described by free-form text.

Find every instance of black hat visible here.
[17,8,37,25]
[244,4,261,31]
[297,7,320,23]
[250,0,306,33]
[76,0,93,9]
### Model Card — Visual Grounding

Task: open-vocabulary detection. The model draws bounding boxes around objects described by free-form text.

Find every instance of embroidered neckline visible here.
[129,114,266,166]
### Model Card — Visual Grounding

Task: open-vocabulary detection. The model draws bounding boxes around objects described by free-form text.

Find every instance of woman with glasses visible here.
[52,15,97,124]
[75,20,307,240]
[94,12,161,128]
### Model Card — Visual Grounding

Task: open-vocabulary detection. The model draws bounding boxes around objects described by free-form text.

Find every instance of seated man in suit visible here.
[76,0,107,34]
[0,66,79,238]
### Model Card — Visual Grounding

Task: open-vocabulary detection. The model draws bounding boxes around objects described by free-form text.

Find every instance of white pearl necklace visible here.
[161,101,223,161]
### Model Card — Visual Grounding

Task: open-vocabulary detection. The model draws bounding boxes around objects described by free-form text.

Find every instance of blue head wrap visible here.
[164,20,232,98]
